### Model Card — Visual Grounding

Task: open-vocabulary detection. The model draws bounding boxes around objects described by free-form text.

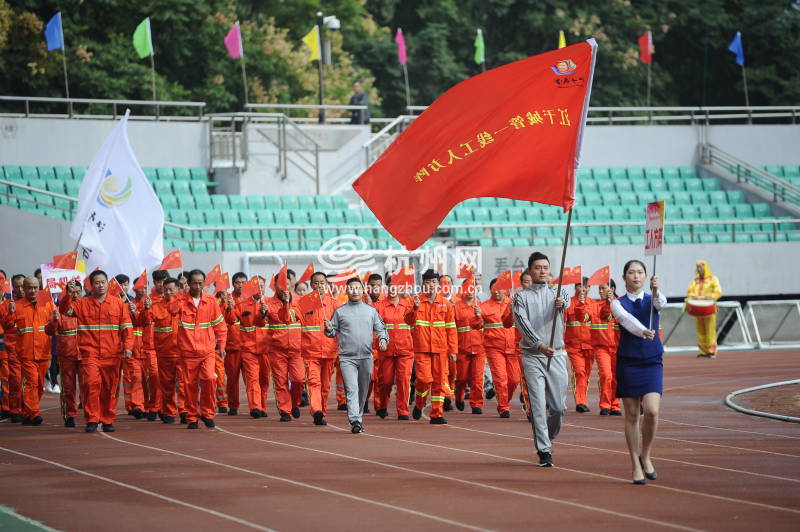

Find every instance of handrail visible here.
[246,103,367,111]
[0,95,206,120]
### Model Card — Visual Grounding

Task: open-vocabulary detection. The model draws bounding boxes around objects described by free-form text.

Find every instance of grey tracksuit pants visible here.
[339,356,374,425]
[521,353,568,454]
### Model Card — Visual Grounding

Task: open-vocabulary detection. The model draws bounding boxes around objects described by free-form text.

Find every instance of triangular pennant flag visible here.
[587,265,611,286]
[159,250,182,270]
[133,270,148,291]
[276,263,289,292]
[215,272,231,293]
[205,264,221,287]
[302,26,320,61]
[52,250,78,270]
[298,263,314,284]
[511,269,525,290]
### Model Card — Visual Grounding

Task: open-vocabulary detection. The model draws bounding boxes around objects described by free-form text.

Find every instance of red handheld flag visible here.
[36,288,52,307]
[391,265,415,288]
[276,263,289,292]
[560,266,583,286]
[108,277,123,298]
[511,269,525,290]
[240,277,262,300]
[0,276,10,296]
[587,265,611,286]
[493,270,513,292]
[457,264,475,279]
[159,250,183,270]
[638,31,653,64]
[353,40,597,250]
[361,270,372,285]
[52,251,78,270]
[83,267,100,292]
[215,272,231,293]
[298,263,315,284]
[204,265,221,287]
[133,270,148,291]
[298,290,324,314]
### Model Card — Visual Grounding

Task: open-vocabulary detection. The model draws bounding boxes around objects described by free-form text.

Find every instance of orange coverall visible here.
[454,298,485,409]
[565,295,595,408]
[144,297,184,418]
[223,294,244,411]
[124,300,147,414]
[410,295,458,419]
[226,297,267,412]
[0,299,14,415]
[481,298,519,415]
[53,312,81,420]
[133,295,161,415]
[12,298,56,420]
[1,297,21,417]
[588,298,620,412]
[264,296,303,416]
[299,293,339,418]
[375,297,414,416]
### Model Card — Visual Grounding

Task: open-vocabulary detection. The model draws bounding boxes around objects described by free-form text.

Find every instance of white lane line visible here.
[102,432,490,532]
[216,425,704,532]
[663,377,767,392]
[0,505,61,532]
[330,421,800,516]
[0,446,276,532]
[564,422,800,458]
[660,418,800,440]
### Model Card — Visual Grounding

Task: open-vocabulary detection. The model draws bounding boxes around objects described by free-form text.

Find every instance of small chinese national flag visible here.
[133,270,148,291]
[108,277,123,298]
[0,275,10,295]
[391,265,415,287]
[84,267,100,292]
[205,264,221,287]
[457,264,475,279]
[511,269,525,290]
[557,265,583,286]
[332,268,358,287]
[215,272,231,293]
[52,251,78,270]
[298,290,323,314]
[36,288,52,307]
[587,265,611,286]
[159,250,183,270]
[638,31,654,64]
[361,270,372,285]
[493,270,513,292]
[298,263,315,284]
[275,263,289,292]
[240,277,262,300]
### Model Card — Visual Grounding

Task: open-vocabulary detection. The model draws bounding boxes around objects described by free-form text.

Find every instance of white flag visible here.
[70,109,164,278]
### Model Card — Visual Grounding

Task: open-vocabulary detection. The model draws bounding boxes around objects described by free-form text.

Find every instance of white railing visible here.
[0,95,206,119]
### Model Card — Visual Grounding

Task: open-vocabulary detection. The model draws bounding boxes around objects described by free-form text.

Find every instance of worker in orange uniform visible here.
[588,280,622,415]
[213,292,229,414]
[327,275,348,410]
[10,276,56,425]
[365,273,386,414]
[454,280,485,414]
[52,281,82,427]
[123,290,147,420]
[60,271,133,433]
[142,277,182,423]
[173,269,227,429]
[440,274,458,412]
[374,276,414,419]
[263,275,303,422]
[565,277,595,413]
[481,278,519,418]
[3,274,25,423]
[223,272,247,415]
[0,283,15,420]
[225,276,268,418]
[410,269,458,424]
[300,272,340,426]
[132,282,160,421]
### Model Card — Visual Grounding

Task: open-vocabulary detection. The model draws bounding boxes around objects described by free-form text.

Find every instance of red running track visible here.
[1,349,798,531]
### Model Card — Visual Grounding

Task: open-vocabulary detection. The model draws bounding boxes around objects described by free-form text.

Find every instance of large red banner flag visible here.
[353,39,597,250]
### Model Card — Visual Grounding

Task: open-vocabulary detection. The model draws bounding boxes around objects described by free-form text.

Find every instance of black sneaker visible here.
[397,414,410,420]
[0,410,10,419]
[201,417,215,428]
[21,418,33,425]
[250,409,261,419]
[499,410,511,418]
[576,404,590,413]
[258,410,267,418]
[313,411,327,426]
[64,417,76,428]
[443,398,453,412]
[279,412,292,422]
[609,409,622,416]
[600,409,610,416]
[32,416,43,426]
[102,423,115,433]
[537,451,554,467]
[131,408,144,419]
[228,409,238,416]
[218,406,228,414]
[10,414,21,423]
[471,407,483,415]
[85,422,98,433]
[187,421,199,429]
[162,415,176,424]
[145,412,158,421]
[376,408,388,419]
[337,404,347,411]
[485,388,496,400]
[351,422,364,434]
[179,412,188,424]
[455,400,465,411]
[291,407,301,419]
[429,417,447,425]
[412,406,422,420]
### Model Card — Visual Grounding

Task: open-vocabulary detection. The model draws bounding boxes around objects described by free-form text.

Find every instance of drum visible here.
[686,297,716,317]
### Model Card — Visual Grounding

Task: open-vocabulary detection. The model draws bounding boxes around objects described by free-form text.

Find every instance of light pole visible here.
[316,12,340,124]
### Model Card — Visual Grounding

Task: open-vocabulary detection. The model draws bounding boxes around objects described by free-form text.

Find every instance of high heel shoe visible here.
[639,456,657,480]
[632,477,646,485]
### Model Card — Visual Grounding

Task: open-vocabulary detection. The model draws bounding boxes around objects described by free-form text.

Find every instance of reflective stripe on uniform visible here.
[77,324,121,331]
[239,326,257,332]
[456,326,471,333]
[154,327,173,333]
[483,322,503,329]
[58,329,77,336]
[301,326,320,332]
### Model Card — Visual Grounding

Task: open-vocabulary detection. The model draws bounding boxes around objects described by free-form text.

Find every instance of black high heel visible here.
[639,456,657,480]
[632,477,646,485]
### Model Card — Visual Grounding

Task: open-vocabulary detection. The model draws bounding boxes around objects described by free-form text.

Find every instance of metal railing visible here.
[660,301,753,352]
[363,115,416,166]
[0,95,206,120]
[744,300,800,349]
[701,143,800,210]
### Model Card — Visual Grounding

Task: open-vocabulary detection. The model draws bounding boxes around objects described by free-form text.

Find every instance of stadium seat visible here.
[71,166,87,181]
[315,195,334,210]
[592,167,610,180]
[189,181,208,196]
[211,195,229,209]
[679,166,697,178]
[263,195,280,209]
[142,168,158,182]
[161,196,178,211]
[596,181,614,194]
[610,167,627,180]
[702,179,720,191]
[332,195,349,209]
[627,167,645,179]
[229,195,247,210]
[709,191,727,204]
[274,211,292,225]
[298,195,315,209]
[734,204,754,218]
[577,168,592,180]
[751,233,770,243]
[479,197,496,208]
[752,203,771,217]
[662,167,680,179]
[280,195,299,210]
[292,210,310,224]
[734,233,751,243]
[157,168,175,180]
[644,167,662,180]
[784,165,800,178]
[172,180,191,195]
[245,195,264,210]
[190,167,207,180]
[726,190,745,204]
[344,210,363,224]
[764,165,783,176]
[490,209,508,223]
[685,178,703,192]
[615,181,633,193]
[177,196,195,210]
[665,179,684,192]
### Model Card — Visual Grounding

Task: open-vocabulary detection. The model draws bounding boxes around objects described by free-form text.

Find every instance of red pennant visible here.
[204,265,221,287]
[133,270,148,291]
[332,268,358,287]
[511,269,525,290]
[36,288,52,307]
[493,270,513,292]
[159,250,183,270]
[52,251,78,270]
[83,267,100,292]
[240,277,262,300]
[108,277,123,298]
[587,265,611,286]
[215,272,231,293]
[555,265,583,286]
[276,263,289,292]
[298,290,324,314]
[298,263,314,285]
[638,31,653,64]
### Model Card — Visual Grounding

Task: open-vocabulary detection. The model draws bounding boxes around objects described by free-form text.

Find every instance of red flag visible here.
[108,277,123,298]
[638,31,653,64]
[205,265,221,287]
[52,251,78,270]
[587,265,611,286]
[361,270,372,285]
[298,263,314,284]
[215,272,231,293]
[276,263,289,292]
[159,250,183,270]
[298,290,324,314]
[332,268,358,287]
[556,266,583,286]
[493,270,513,292]
[83,267,100,292]
[457,264,475,279]
[353,40,597,250]
[458,277,477,297]
[0,275,10,295]
[512,269,525,290]
[36,288,52,307]
[391,265,415,288]
[240,277,262,300]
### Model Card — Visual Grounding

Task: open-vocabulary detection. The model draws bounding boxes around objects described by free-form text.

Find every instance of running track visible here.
[1,349,798,531]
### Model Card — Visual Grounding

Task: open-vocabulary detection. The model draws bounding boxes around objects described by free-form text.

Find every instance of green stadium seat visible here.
[156,168,175,180]
[161,196,178,210]
[615,192,634,204]
[595,236,611,245]
[592,167,610,180]
[332,195,349,209]
[726,190,745,204]
[662,167,680,179]
[190,167,207,180]
[692,193,710,206]
[679,166,697,178]
[478,198,496,208]
[784,165,800,178]
[478,238,493,248]
[229,195,246,210]
[673,191,692,205]
[262,195,279,209]
[507,207,525,223]
[715,205,734,218]
[244,195,263,210]
[577,168,592,180]
[327,211,345,225]
[239,210,257,224]
[171,168,190,181]
[490,209,508,223]
[592,206,612,221]
[680,205,700,219]
[665,179,684,192]
[143,168,157,182]
[579,181,598,194]
[764,165,783,176]
[615,181,633,193]
[533,237,548,246]
[578,236,597,245]
[497,198,514,208]
[614,235,631,245]
[596,180,614,194]
[512,238,529,247]
[224,241,241,252]
[189,181,207,196]
[45,180,65,194]
[454,208,473,223]
[154,181,172,196]
[321,229,338,241]
[298,195,315,209]
[685,178,703,192]
[280,195,299,210]
[644,167,662,180]
[20,165,37,181]
[472,207,490,223]
[500,227,519,237]
[752,203,771,217]
[315,195,334,210]
[708,191,727,204]
[494,238,513,247]
[344,210,363,224]
[3,165,22,182]
[169,210,188,223]
[291,210,310,224]
[630,178,650,192]
[701,179,720,191]
[172,180,190,195]
[36,166,55,180]
[733,233,751,243]
[177,196,195,210]
[716,233,733,244]
[786,232,800,242]
[627,167,644,179]
[211,195,229,209]
[256,211,274,224]
[273,211,291,225]
[52,166,72,181]
[28,178,46,190]
[752,233,770,243]
[734,204,754,218]
[698,233,716,244]
[65,181,80,197]
[610,167,627,180]
[306,210,326,225]
[71,166,87,181]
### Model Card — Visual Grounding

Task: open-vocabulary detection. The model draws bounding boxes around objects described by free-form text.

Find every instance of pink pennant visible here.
[394,28,407,65]
[225,22,242,60]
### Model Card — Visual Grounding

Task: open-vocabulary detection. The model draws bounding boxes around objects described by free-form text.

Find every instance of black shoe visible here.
[131,408,144,419]
[10,414,21,423]
[179,412,188,424]
[398,414,410,420]
[639,456,657,480]
[85,422,98,433]
[443,398,453,412]
[32,416,43,426]
[162,415,175,424]
[187,421,199,429]
[146,412,158,421]
[600,409,610,416]
[259,410,268,418]
[102,423,115,433]
[537,451,554,467]
[471,407,483,415]
[576,404,590,413]
[0,410,10,419]
[127,410,133,416]
[21,417,33,425]
[412,406,422,420]
[633,478,646,485]
[337,404,347,411]
[313,411,327,426]
[64,417,76,428]
[376,408,388,419]
[429,417,447,425]
[455,400,465,411]
[609,409,622,416]
[351,422,364,434]
[201,417,215,428]
[291,407,301,419]
[526,413,532,422]
[228,409,238,416]
[218,406,228,414]
[250,409,261,419]
[279,413,292,422]
[499,410,511,419]
[485,388,496,400]
[157,412,165,421]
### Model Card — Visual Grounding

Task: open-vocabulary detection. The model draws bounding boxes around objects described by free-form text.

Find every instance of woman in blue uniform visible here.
[611,260,665,485]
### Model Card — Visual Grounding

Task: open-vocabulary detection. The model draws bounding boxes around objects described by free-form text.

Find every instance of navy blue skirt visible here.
[616,356,663,398]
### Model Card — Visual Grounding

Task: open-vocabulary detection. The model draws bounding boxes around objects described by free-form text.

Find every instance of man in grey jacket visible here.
[325,277,389,433]
[512,251,570,467]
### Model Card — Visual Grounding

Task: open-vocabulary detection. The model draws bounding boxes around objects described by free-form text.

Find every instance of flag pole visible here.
[402,63,411,110]
[59,17,70,100]
[741,65,750,109]
[646,61,652,108]
[648,255,657,330]
[547,207,573,371]
[238,22,249,106]
[149,53,157,102]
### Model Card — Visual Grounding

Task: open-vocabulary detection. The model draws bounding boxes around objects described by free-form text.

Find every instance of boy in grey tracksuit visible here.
[325,278,389,433]
[512,252,570,467]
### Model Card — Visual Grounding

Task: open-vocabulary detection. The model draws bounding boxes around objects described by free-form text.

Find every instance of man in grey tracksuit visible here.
[512,251,570,467]
[325,277,389,433]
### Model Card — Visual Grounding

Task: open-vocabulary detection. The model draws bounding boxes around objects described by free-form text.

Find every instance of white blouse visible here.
[610,290,667,338]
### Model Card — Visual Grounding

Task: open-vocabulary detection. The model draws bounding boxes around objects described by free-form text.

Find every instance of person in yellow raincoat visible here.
[686,260,722,358]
